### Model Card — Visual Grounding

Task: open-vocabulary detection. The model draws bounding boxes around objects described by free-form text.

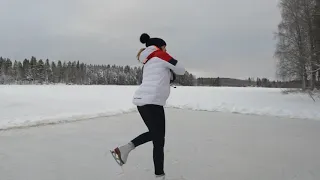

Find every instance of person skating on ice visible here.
[111,33,186,179]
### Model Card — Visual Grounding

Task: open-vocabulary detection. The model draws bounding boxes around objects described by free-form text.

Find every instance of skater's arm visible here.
[164,58,185,75]
[156,51,186,75]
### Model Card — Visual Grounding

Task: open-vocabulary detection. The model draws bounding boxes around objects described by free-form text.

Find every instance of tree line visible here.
[0,56,195,86]
[275,0,320,90]
[196,77,289,88]
[1,55,308,88]
[0,56,302,88]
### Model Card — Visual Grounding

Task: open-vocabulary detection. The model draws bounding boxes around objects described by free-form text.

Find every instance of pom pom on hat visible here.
[140,33,150,44]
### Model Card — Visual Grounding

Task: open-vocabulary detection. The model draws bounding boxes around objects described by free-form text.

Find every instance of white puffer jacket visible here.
[132,46,186,106]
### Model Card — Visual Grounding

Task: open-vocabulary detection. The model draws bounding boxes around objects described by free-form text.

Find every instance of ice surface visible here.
[1,109,319,180]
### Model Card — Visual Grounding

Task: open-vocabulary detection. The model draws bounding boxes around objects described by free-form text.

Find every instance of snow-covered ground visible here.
[1,109,320,180]
[0,85,319,130]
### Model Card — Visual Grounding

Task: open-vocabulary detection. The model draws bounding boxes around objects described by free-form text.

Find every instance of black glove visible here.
[170,70,176,84]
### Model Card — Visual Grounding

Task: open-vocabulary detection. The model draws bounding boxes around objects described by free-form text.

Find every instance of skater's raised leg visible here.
[111,105,152,166]
[111,105,156,166]
[131,131,152,147]
[130,105,155,147]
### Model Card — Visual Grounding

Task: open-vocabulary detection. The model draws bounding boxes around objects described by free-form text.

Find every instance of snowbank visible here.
[0,85,319,130]
[0,85,137,130]
[168,86,320,120]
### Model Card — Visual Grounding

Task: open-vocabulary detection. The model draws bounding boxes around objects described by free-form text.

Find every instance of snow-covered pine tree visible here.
[17,61,23,84]
[5,59,14,84]
[62,61,67,83]
[30,56,37,82]
[12,60,19,82]
[45,59,52,83]
[80,63,86,84]
[37,59,45,84]
[0,57,6,84]
[23,59,32,83]
[51,61,57,83]
[76,61,81,84]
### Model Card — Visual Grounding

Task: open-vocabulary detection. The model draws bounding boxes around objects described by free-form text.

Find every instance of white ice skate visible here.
[110,142,135,166]
[155,174,166,180]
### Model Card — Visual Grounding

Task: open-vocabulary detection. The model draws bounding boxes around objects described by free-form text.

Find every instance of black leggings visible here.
[131,104,166,176]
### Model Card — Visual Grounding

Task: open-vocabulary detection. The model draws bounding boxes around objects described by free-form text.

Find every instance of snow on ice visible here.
[0,85,319,130]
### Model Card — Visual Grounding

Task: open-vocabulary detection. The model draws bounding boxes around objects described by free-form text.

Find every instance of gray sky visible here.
[0,0,281,80]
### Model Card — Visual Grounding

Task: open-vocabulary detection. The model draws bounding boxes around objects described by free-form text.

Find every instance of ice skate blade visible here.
[110,150,124,166]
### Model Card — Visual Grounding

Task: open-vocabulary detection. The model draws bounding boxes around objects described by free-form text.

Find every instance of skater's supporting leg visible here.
[148,105,165,176]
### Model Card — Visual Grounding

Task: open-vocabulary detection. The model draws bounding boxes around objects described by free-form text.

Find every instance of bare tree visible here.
[275,0,318,90]
[275,0,309,89]
[301,0,317,89]
[314,0,320,86]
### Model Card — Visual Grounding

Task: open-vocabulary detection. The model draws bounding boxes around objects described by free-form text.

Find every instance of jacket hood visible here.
[139,45,159,64]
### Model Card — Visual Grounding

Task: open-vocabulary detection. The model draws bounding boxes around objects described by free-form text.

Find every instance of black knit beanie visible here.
[140,33,166,49]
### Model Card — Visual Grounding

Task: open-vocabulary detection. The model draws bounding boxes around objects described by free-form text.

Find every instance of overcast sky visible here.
[0,0,281,79]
